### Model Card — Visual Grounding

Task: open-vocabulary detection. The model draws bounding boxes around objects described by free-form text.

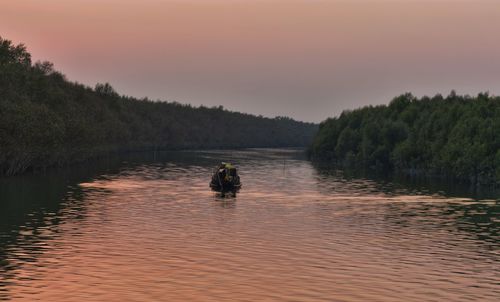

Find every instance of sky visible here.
[1,0,500,122]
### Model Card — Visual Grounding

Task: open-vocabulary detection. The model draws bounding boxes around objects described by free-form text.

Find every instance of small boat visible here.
[209,162,242,192]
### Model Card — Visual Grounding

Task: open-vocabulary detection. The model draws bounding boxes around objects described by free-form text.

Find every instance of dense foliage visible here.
[0,37,317,176]
[310,92,500,185]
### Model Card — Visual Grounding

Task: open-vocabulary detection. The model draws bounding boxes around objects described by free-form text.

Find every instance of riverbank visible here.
[309,92,500,186]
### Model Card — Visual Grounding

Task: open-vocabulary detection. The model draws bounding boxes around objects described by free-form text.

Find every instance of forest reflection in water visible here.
[0,149,498,301]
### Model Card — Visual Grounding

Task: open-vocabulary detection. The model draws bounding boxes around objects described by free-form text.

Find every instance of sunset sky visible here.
[2,0,500,122]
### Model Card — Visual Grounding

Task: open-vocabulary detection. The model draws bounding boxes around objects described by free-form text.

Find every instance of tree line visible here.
[309,92,500,185]
[0,37,317,176]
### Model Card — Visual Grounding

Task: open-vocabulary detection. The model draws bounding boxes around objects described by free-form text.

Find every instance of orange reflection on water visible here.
[1,150,498,301]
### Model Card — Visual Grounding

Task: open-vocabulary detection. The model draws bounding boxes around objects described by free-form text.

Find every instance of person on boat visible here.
[210,162,241,191]
[217,162,228,181]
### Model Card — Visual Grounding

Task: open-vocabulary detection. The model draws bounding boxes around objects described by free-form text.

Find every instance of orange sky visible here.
[2,0,500,122]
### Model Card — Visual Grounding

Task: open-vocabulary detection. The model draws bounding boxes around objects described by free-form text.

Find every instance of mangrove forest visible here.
[310,92,500,185]
[0,37,317,176]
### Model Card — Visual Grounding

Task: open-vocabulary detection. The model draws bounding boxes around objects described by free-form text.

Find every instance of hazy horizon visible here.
[2,0,500,122]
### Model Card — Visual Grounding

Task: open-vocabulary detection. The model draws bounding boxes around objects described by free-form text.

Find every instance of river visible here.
[0,149,498,301]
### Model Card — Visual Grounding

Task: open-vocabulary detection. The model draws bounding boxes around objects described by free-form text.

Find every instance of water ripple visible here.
[0,149,498,301]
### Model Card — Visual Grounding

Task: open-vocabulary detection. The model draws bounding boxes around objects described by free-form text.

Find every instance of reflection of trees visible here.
[312,161,500,200]
[311,163,500,245]
[311,163,392,197]
[445,202,499,243]
[0,158,124,300]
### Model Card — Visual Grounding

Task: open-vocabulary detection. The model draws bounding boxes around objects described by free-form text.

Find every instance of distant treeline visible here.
[310,92,500,185]
[0,37,317,176]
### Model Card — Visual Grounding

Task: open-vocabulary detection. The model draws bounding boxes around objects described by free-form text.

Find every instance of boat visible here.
[209,162,242,192]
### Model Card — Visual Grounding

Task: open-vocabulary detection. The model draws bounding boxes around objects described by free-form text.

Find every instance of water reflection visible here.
[214,196,237,210]
[313,161,500,200]
[0,149,498,301]
[0,161,122,300]
[0,186,72,300]
[214,191,238,199]
[312,163,499,246]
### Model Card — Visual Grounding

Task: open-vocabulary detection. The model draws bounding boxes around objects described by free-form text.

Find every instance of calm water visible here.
[0,149,498,301]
